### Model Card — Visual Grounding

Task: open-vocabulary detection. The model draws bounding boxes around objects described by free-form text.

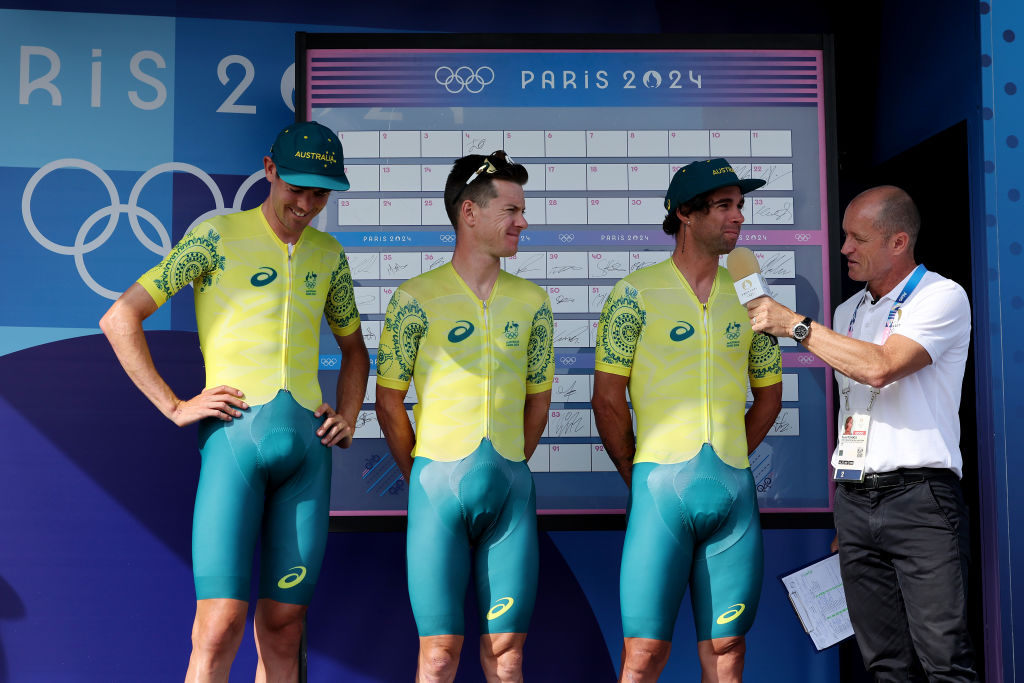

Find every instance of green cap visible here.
[270,121,350,191]
[664,158,765,212]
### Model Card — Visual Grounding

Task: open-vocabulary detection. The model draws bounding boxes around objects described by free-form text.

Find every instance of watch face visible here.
[793,323,809,341]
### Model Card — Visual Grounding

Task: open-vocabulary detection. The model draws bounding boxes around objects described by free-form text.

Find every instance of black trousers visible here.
[834,470,978,682]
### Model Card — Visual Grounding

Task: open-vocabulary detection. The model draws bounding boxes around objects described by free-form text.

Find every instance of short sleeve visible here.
[376,287,427,390]
[325,250,361,336]
[594,279,646,377]
[526,298,555,393]
[747,332,782,388]
[890,279,971,363]
[137,226,224,305]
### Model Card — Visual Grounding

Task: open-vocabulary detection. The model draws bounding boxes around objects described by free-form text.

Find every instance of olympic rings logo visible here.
[434,66,495,94]
[21,159,326,300]
[794,233,811,242]
[320,356,340,368]
[439,233,455,243]
[797,354,815,364]
[558,233,575,243]
[559,356,577,366]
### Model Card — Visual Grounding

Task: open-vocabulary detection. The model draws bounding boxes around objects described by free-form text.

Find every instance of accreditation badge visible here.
[832,413,870,483]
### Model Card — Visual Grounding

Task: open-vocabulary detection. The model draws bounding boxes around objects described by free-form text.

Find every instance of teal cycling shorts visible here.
[621,444,763,641]
[406,438,538,636]
[193,389,331,605]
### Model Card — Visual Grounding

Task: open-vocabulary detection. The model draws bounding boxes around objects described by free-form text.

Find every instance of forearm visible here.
[99,293,179,419]
[375,391,415,480]
[745,383,782,454]
[592,395,636,486]
[523,390,551,460]
[753,299,904,388]
[800,322,897,388]
[335,340,370,427]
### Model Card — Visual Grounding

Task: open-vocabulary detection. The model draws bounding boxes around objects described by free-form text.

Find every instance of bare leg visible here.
[697,636,745,683]
[480,632,527,683]
[184,598,248,683]
[253,599,307,683]
[416,634,464,683]
[619,637,671,682]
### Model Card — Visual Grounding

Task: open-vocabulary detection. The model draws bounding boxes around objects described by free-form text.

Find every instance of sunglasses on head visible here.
[452,150,516,204]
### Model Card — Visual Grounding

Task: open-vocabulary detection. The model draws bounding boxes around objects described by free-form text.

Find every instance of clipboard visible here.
[777,553,855,651]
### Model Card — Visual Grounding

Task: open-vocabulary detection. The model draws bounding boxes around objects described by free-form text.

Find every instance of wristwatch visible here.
[792,316,813,343]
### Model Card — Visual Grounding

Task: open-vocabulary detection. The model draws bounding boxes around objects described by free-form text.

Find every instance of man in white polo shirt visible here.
[746,185,977,681]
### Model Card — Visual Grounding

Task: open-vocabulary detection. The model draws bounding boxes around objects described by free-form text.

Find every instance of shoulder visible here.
[304,226,341,249]
[396,264,452,300]
[303,226,343,252]
[622,257,672,291]
[203,207,263,237]
[908,271,970,319]
[499,270,548,305]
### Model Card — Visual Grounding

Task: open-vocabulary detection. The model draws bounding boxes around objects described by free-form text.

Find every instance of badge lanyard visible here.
[833,265,926,482]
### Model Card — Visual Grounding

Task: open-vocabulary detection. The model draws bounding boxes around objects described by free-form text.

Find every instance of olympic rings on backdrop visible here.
[434,66,495,94]
[21,159,287,299]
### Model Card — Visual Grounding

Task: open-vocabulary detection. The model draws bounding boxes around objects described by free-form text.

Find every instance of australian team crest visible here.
[504,321,521,347]
[725,321,742,348]
[304,271,318,296]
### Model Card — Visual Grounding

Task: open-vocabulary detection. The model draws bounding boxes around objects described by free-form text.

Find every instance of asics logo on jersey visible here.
[251,267,278,287]
[716,603,746,624]
[277,565,307,589]
[670,321,695,341]
[448,320,475,342]
[487,597,515,620]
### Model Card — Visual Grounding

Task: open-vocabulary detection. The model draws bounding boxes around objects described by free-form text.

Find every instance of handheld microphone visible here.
[726,247,778,345]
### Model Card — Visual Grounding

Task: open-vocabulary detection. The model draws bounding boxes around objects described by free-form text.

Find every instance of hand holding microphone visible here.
[726,246,778,345]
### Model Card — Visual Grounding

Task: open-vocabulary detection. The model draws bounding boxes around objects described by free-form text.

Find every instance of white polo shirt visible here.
[831,268,971,477]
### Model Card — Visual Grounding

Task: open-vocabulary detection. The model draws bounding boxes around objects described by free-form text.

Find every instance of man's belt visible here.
[839,467,955,490]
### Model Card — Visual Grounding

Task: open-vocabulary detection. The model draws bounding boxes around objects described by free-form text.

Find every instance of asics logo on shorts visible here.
[669,321,695,341]
[487,597,515,620]
[716,603,746,624]
[251,267,277,287]
[277,565,307,589]
[448,320,475,343]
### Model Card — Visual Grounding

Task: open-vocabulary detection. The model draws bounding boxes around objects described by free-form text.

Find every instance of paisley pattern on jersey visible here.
[379,294,428,382]
[152,228,224,296]
[526,301,554,386]
[748,333,781,382]
[598,284,646,368]
[325,253,359,333]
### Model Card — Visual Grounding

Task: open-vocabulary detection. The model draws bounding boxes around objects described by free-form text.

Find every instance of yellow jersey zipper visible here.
[703,302,711,444]
[282,242,294,391]
[483,299,491,439]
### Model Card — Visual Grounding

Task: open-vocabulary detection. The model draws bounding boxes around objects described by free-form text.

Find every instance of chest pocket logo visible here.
[448,320,475,343]
[251,267,277,287]
[670,321,695,341]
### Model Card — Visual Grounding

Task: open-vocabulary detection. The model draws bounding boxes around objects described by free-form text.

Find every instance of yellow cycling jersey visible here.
[376,262,555,463]
[595,258,781,469]
[137,207,361,411]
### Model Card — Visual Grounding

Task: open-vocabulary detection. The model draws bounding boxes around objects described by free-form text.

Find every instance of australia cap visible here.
[664,158,765,212]
[270,121,350,191]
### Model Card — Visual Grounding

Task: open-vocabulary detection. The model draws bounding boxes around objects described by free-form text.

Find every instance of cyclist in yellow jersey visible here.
[592,159,782,683]
[100,121,369,683]
[376,151,553,683]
